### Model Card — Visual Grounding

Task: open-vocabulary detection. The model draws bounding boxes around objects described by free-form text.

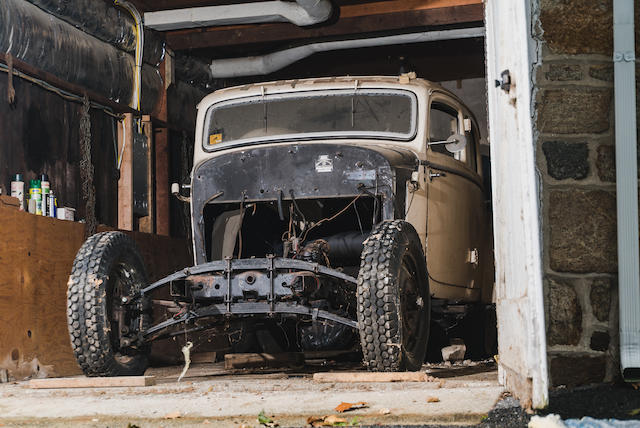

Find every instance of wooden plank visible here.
[0,204,190,380]
[117,113,134,231]
[29,376,156,389]
[166,3,484,51]
[313,371,434,383]
[224,353,305,370]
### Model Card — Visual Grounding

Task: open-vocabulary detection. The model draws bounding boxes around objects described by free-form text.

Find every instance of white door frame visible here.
[485,0,549,408]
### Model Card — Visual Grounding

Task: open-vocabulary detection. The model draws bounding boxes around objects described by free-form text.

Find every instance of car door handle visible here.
[429,170,446,181]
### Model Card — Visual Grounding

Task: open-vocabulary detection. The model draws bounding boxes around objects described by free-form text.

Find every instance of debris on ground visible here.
[307,415,360,427]
[427,396,440,403]
[335,401,368,412]
[442,338,467,362]
[177,341,194,382]
[378,408,391,415]
[528,414,566,428]
[258,410,278,427]
[163,411,182,419]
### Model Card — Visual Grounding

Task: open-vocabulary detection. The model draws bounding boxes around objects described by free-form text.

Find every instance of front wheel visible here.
[357,220,430,371]
[67,232,150,376]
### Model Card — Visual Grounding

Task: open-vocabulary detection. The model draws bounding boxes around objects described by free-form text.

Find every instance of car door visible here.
[425,95,485,302]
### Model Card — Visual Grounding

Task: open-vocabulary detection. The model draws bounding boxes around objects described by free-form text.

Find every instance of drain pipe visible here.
[209,27,485,78]
[613,0,640,382]
[144,0,332,31]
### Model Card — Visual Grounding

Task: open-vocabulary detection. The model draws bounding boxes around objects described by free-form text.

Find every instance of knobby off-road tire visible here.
[67,232,150,376]
[357,220,430,371]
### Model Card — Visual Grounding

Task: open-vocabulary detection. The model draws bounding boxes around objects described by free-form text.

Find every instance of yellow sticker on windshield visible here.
[209,133,223,145]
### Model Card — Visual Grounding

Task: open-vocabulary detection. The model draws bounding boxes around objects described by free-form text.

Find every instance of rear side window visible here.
[429,102,459,158]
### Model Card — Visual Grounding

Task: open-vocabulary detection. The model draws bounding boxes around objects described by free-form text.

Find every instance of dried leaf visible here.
[307,415,324,425]
[378,408,391,415]
[335,401,368,412]
[427,396,440,403]
[164,411,182,419]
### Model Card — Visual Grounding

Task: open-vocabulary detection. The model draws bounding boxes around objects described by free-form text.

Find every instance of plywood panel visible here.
[0,204,190,379]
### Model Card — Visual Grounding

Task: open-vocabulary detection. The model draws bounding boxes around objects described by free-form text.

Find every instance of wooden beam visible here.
[29,376,156,389]
[166,2,484,51]
[313,372,435,383]
[117,113,134,231]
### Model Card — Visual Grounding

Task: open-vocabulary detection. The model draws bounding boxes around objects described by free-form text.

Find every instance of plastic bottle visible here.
[40,174,50,216]
[29,179,42,215]
[10,173,24,211]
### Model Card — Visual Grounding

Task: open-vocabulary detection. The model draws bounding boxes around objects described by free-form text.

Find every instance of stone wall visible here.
[534,0,628,387]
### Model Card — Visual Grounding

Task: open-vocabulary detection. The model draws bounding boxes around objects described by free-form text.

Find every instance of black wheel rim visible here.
[398,249,427,356]
[106,261,140,364]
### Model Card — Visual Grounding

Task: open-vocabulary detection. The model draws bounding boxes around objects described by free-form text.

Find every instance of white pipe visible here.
[210,27,486,78]
[144,0,332,31]
[614,0,640,382]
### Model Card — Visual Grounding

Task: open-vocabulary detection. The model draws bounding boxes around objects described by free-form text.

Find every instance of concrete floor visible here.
[0,361,503,427]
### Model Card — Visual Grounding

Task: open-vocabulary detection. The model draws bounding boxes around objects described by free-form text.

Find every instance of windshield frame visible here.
[201,88,419,152]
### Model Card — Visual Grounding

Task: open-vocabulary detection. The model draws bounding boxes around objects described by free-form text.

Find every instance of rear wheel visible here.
[357,220,430,371]
[67,232,150,376]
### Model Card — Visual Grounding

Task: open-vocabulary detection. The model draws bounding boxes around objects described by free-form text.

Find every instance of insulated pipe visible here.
[24,0,165,66]
[144,0,332,31]
[209,27,486,78]
[0,0,162,112]
[613,0,640,382]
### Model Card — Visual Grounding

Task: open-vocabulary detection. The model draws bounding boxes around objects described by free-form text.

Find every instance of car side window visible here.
[429,102,459,159]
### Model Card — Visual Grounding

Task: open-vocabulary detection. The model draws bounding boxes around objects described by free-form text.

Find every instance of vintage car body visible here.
[66,74,494,376]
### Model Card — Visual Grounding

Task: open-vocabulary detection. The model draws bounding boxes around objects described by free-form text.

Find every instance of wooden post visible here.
[117,113,134,231]
[155,128,170,236]
[139,115,155,233]
[153,52,172,236]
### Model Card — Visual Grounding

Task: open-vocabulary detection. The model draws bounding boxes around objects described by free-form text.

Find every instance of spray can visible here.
[29,179,42,215]
[40,174,50,216]
[10,174,24,211]
[48,191,56,218]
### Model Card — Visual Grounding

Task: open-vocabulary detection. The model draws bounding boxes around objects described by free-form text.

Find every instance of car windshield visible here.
[203,89,417,150]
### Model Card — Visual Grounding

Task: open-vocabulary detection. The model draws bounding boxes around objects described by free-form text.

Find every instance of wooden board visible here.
[224,353,305,370]
[0,204,190,380]
[29,376,156,389]
[313,372,433,383]
[117,113,134,231]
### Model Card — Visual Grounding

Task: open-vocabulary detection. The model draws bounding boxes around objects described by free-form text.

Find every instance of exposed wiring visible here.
[300,193,364,243]
[114,0,144,134]
[353,201,364,235]
[114,1,143,112]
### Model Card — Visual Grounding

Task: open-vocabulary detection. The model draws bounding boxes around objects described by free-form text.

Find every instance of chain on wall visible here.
[80,95,97,238]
